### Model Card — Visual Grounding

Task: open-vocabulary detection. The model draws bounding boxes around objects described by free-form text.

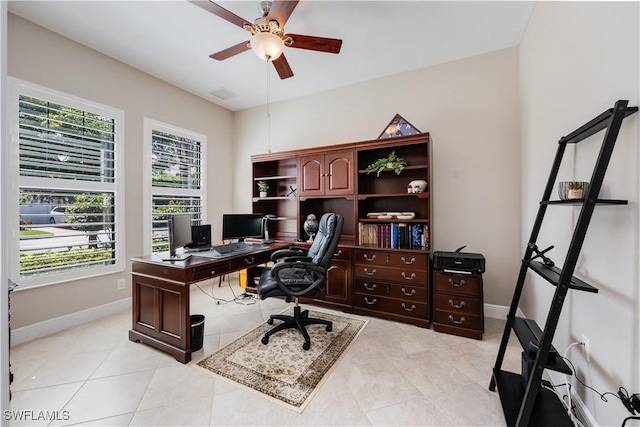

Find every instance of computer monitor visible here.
[222,213,263,242]
[163,213,192,260]
[190,224,211,248]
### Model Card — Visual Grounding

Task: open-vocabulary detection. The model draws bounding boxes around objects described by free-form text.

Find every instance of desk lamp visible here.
[263,214,277,244]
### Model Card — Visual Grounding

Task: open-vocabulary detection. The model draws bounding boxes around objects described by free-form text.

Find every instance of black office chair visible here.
[257,213,344,350]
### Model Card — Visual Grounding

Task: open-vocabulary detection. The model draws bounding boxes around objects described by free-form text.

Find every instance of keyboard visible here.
[211,242,252,255]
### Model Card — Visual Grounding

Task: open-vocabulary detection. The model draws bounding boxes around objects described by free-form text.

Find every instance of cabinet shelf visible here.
[358,192,429,200]
[528,261,598,293]
[511,317,571,374]
[253,196,297,202]
[253,175,296,181]
[357,164,428,174]
[492,369,573,427]
[359,218,428,224]
[542,199,627,205]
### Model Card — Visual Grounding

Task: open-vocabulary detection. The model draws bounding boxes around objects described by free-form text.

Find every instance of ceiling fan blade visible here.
[188,0,250,29]
[284,34,342,54]
[209,41,251,61]
[272,54,294,80]
[268,1,299,27]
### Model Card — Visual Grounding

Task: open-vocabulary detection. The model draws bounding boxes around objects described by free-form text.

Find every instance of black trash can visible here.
[190,314,205,352]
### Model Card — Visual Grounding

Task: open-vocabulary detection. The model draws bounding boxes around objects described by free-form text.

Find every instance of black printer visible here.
[433,246,485,274]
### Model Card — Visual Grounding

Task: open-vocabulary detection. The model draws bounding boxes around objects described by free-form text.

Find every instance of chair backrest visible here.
[307,213,344,269]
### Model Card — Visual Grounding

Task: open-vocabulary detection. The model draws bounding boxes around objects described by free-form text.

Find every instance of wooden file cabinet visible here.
[433,271,484,340]
[352,248,430,328]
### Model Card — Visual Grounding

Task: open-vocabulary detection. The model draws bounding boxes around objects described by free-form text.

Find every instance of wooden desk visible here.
[129,243,287,363]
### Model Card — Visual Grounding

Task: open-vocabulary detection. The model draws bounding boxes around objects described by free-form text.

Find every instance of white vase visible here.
[260,191,267,198]
[408,180,427,193]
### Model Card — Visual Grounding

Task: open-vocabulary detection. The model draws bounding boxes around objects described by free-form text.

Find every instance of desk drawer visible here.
[434,272,482,297]
[354,265,427,286]
[354,279,427,301]
[229,251,272,270]
[434,293,481,316]
[434,309,482,330]
[331,246,352,260]
[354,293,428,319]
[353,249,427,269]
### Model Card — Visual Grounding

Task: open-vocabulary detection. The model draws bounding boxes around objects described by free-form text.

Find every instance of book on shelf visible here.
[358,222,429,250]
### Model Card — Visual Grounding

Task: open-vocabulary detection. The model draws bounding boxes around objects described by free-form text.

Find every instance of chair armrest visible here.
[271,261,326,297]
[270,247,308,262]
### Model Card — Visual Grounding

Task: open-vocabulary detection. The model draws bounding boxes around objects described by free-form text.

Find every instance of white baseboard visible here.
[11,298,131,346]
[484,302,525,319]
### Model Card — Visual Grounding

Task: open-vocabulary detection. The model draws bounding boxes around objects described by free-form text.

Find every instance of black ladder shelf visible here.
[489,100,638,427]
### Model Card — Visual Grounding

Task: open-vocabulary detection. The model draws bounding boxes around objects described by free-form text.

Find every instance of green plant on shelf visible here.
[257,181,269,192]
[366,151,407,177]
[568,182,584,190]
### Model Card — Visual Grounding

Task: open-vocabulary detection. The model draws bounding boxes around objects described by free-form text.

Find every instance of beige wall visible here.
[520,2,639,425]
[7,14,235,328]
[234,47,523,308]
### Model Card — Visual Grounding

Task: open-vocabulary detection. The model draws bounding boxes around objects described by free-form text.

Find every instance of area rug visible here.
[195,308,367,412]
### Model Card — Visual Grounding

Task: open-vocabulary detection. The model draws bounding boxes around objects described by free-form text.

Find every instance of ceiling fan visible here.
[189,0,342,79]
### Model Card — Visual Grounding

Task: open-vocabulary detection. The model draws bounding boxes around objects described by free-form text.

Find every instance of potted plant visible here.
[257,181,269,197]
[366,151,407,177]
[567,181,585,199]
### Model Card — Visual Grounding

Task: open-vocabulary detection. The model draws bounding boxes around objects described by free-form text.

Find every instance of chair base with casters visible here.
[261,298,332,350]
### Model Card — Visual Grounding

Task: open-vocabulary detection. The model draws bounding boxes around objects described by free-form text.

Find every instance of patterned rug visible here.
[195,308,367,412]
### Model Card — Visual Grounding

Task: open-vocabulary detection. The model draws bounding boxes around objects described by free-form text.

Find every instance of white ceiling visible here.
[8,1,536,112]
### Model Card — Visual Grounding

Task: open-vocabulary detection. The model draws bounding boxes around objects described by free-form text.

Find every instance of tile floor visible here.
[9,276,522,426]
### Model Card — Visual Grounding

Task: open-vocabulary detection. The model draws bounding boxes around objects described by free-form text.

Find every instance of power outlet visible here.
[117,278,126,290]
[581,334,590,362]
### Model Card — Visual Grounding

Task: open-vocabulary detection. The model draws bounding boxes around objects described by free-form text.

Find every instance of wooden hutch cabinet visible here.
[250,133,432,326]
[298,150,354,197]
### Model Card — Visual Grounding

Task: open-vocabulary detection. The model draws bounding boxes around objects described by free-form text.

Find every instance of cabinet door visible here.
[299,155,324,196]
[323,259,352,305]
[326,151,354,195]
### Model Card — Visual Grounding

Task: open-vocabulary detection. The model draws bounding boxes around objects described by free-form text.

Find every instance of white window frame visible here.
[143,118,207,255]
[8,78,125,289]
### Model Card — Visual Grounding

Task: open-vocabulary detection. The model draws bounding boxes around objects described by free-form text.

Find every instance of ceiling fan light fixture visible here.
[251,32,284,61]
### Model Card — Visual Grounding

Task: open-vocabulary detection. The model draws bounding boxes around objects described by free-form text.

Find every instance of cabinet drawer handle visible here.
[244,257,255,264]
[364,268,376,276]
[333,250,342,257]
[363,282,377,291]
[448,315,466,325]
[401,256,416,265]
[401,303,416,312]
[448,299,465,309]
[401,287,416,296]
[401,272,416,280]
[448,278,466,287]
[363,254,376,262]
[364,297,377,305]
[210,271,216,276]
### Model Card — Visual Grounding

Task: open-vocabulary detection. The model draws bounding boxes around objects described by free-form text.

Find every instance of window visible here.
[143,119,206,254]
[10,79,124,287]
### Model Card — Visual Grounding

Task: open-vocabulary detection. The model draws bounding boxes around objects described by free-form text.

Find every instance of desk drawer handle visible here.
[364,297,377,305]
[363,254,376,262]
[401,287,416,296]
[244,257,255,264]
[364,268,376,276]
[363,282,377,291]
[448,278,466,287]
[449,299,465,309]
[401,257,416,265]
[448,315,466,325]
[401,272,416,280]
[210,271,216,276]
[333,250,342,257]
[402,303,417,312]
